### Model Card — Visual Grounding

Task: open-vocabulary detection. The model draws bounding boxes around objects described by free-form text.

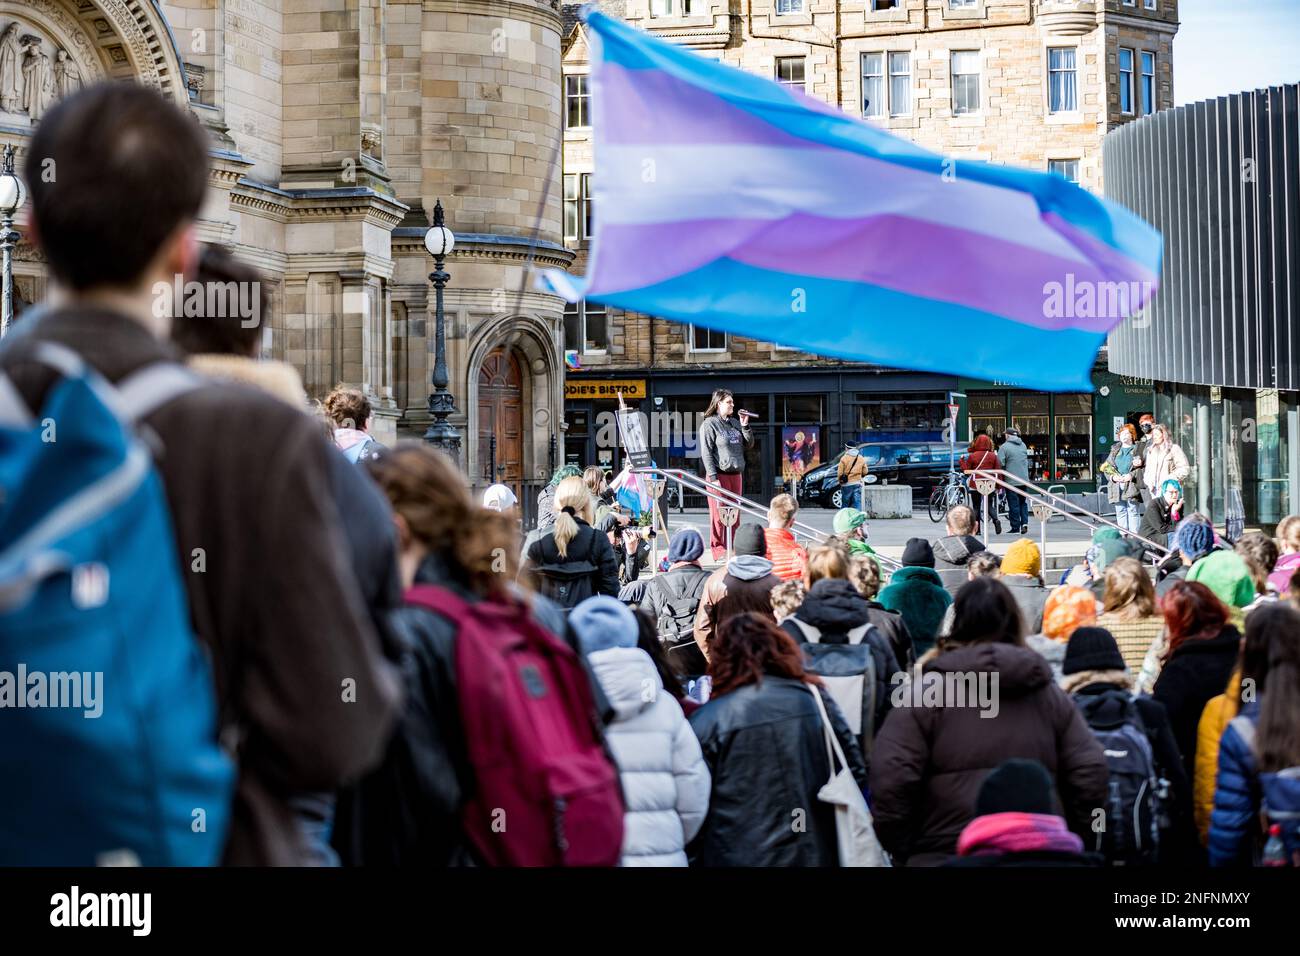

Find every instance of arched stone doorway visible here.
[477,347,523,496]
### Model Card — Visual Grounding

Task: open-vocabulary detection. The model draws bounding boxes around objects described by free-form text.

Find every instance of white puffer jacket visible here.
[588,647,711,866]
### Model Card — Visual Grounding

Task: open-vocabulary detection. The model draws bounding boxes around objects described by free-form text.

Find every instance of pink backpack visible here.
[404,585,624,866]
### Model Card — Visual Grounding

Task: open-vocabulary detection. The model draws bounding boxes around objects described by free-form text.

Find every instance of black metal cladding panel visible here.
[1103,85,1300,392]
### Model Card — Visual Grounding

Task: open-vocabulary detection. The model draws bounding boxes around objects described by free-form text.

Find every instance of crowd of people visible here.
[4,83,1299,870]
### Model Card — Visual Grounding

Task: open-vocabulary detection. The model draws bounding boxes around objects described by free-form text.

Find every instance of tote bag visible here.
[808,686,890,867]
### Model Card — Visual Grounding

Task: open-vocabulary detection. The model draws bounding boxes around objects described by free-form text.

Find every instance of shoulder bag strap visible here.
[808,684,848,777]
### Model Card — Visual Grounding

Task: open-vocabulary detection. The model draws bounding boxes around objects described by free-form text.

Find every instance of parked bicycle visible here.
[928,471,970,523]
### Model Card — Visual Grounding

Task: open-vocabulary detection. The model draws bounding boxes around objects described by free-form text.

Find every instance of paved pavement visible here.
[650,504,1104,570]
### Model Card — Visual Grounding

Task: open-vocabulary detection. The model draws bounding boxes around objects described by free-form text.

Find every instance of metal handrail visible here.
[635,467,903,572]
[968,468,1172,564]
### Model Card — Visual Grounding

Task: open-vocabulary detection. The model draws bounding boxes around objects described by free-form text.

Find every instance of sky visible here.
[1174,0,1300,105]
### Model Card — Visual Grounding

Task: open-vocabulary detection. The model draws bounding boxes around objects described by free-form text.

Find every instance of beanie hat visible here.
[1041,586,1098,642]
[1092,527,1123,545]
[1001,538,1041,577]
[733,523,768,557]
[570,596,639,655]
[1062,626,1126,675]
[975,759,1058,816]
[902,538,935,568]
[667,528,705,564]
[1089,536,1140,573]
[1175,519,1216,562]
[833,507,868,536]
[1187,550,1255,609]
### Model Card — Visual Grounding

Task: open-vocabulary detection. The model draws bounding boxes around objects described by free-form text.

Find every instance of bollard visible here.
[975,478,996,547]
[1031,502,1053,572]
[720,506,740,560]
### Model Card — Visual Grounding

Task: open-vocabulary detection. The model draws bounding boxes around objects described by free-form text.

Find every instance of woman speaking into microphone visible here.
[699,388,755,560]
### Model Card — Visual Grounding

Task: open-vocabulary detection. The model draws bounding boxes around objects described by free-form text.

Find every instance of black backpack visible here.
[650,569,710,675]
[1077,689,1163,865]
[532,531,601,612]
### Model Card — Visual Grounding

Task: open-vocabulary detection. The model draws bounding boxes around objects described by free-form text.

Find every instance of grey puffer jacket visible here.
[997,434,1030,480]
[699,414,753,478]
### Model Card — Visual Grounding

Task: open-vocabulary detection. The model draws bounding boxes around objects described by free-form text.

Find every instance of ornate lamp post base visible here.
[424,388,461,461]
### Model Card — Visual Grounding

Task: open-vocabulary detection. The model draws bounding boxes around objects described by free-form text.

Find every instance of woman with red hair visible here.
[962,434,1003,536]
[1152,580,1243,840]
[687,612,866,866]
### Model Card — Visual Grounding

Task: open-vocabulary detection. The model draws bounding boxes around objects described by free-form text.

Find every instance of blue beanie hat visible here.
[1175,519,1215,562]
[570,596,639,655]
[667,528,705,564]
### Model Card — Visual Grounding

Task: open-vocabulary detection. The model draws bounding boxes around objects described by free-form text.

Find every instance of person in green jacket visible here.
[832,507,876,558]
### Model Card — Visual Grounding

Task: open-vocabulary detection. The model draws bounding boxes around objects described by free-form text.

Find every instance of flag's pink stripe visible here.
[589,214,1154,333]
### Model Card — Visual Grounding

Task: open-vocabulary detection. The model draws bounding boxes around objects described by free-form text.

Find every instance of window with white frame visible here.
[872,0,899,9]
[1122,0,1134,6]
[951,51,980,115]
[775,56,806,93]
[862,53,884,117]
[564,300,608,353]
[1047,47,1077,113]
[1144,0,1156,9]
[1049,159,1080,184]
[949,0,977,7]
[690,325,727,352]
[776,0,804,13]
[1119,48,1134,114]
[889,51,911,116]
[1140,51,1155,115]
[565,75,589,129]
[863,52,911,117]
[563,173,593,242]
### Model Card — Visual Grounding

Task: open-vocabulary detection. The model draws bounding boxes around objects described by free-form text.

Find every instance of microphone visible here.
[738,409,761,420]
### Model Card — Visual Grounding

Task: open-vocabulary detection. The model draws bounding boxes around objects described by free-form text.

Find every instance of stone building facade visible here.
[2,0,575,497]
[558,0,1178,489]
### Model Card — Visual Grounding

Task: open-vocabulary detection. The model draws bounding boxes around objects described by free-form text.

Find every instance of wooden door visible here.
[477,348,523,496]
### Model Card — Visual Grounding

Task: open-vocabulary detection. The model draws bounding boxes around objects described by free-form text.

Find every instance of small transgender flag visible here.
[542,9,1163,391]
[564,349,583,370]
[610,464,654,517]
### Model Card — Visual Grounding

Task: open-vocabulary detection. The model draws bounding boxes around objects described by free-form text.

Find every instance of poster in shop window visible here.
[782,426,820,484]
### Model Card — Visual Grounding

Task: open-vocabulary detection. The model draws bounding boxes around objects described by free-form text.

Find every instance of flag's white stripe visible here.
[594,144,1090,266]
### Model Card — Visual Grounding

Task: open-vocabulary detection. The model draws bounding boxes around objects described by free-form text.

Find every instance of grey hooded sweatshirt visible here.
[699,415,754,478]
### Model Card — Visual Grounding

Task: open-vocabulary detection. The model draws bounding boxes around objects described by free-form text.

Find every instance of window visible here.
[872,0,899,9]
[650,0,672,16]
[863,52,910,118]
[776,0,804,13]
[1122,0,1134,5]
[1049,158,1080,183]
[1140,51,1155,115]
[1047,47,1077,113]
[949,0,977,7]
[690,325,726,352]
[564,300,608,353]
[1144,0,1156,9]
[1119,48,1134,114]
[775,57,806,93]
[889,51,911,116]
[563,173,592,242]
[564,75,589,129]
[951,50,980,115]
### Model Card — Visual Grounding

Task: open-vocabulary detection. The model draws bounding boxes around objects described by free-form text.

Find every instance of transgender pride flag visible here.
[542,9,1163,391]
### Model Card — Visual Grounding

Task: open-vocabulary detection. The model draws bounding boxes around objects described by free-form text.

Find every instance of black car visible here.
[795,441,960,508]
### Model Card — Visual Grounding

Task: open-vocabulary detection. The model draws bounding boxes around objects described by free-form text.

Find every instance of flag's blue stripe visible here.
[587,258,1104,392]
[583,10,1161,278]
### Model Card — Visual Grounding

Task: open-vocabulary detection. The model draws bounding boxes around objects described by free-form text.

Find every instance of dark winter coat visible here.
[0,305,401,866]
[692,556,781,657]
[641,563,712,625]
[1001,573,1050,634]
[869,642,1108,867]
[1152,625,1242,789]
[525,519,621,602]
[780,579,898,742]
[687,677,867,866]
[1155,562,1191,598]
[1140,496,1180,544]
[876,566,952,658]
[865,601,915,671]
[1208,703,1261,867]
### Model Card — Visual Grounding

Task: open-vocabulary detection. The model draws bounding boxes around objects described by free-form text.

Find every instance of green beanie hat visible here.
[833,508,868,535]
[1187,550,1256,608]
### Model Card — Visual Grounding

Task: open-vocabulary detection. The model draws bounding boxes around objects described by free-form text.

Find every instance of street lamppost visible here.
[422,199,461,462]
[0,144,26,340]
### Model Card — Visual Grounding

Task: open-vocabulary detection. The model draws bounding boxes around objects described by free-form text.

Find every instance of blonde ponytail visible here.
[552,475,593,559]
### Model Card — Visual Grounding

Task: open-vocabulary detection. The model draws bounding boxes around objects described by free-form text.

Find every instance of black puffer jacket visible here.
[524,519,620,602]
[869,642,1108,867]
[865,601,915,670]
[688,677,867,867]
[780,579,898,742]
[1152,626,1242,787]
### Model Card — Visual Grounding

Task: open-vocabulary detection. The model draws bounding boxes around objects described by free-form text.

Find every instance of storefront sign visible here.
[564,379,647,400]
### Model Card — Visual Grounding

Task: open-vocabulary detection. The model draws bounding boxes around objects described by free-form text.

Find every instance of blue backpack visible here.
[0,342,234,865]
